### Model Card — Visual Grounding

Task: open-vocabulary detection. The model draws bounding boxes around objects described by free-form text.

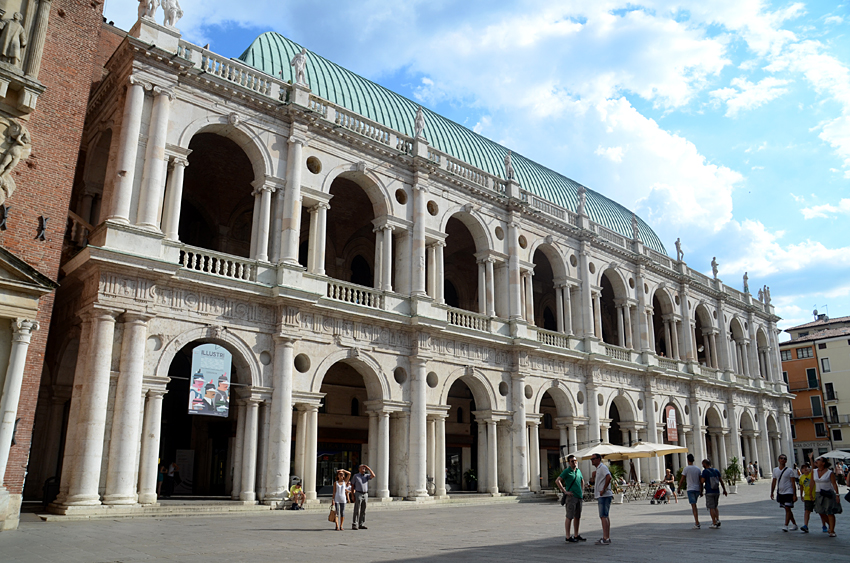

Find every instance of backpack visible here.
[709,469,721,491]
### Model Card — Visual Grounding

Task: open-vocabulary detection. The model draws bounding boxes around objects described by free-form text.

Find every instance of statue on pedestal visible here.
[577,185,586,216]
[711,257,719,279]
[0,13,27,67]
[743,272,749,294]
[675,238,683,262]
[139,0,160,19]
[504,150,515,181]
[631,213,641,241]
[414,107,425,139]
[291,48,308,86]
[162,0,183,28]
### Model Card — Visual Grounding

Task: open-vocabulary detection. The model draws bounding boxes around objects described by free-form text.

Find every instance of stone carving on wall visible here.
[598,368,640,388]
[300,312,412,349]
[0,12,26,67]
[291,48,307,86]
[162,0,183,28]
[0,118,31,205]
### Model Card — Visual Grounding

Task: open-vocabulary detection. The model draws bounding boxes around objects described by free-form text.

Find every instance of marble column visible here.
[616,305,626,347]
[373,228,383,290]
[487,420,499,495]
[64,310,117,506]
[435,242,445,304]
[377,411,390,499]
[23,0,51,79]
[231,402,246,500]
[644,389,659,479]
[426,244,436,298]
[525,272,535,325]
[670,320,680,360]
[586,383,600,445]
[265,338,294,503]
[508,221,523,319]
[593,293,603,339]
[382,225,394,292]
[717,432,728,472]
[528,421,540,492]
[161,157,189,241]
[568,425,578,455]
[137,390,165,504]
[104,314,150,505]
[477,261,487,315]
[408,358,428,497]
[563,286,573,335]
[240,399,260,501]
[412,182,428,296]
[435,415,447,497]
[511,376,529,494]
[427,417,436,485]
[294,408,307,482]
[485,259,496,317]
[307,203,329,275]
[304,405,319,500]
[0,319,38,481]
[477,421,487,493]
[625,305,634,349]
[556,285,565,333]
[367,412,378,469]
[107,77,147,223]
[254,184,274,262]
[281,135,307,264]
[136,86,173,229]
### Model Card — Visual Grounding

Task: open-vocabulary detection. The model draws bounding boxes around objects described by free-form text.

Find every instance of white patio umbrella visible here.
[818,450,850,460]
[568,442,648,461]
[628,441,689,458]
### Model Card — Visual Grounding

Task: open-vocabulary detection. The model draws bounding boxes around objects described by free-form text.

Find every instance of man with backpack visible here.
[700,459,727,529]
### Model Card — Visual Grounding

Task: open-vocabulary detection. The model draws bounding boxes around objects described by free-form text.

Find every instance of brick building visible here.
[0,0,104,531]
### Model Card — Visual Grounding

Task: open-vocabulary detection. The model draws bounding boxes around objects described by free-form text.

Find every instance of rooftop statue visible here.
[414,107,425,139]
[743,272,749,294]
[675,238,683,262]
[138,0,160,19]
[577,185,586,216]
[631,213,641,241]
[504,150,514,181]
[291,48,308,86]
[711,257,719,279]
[162,0,183,28]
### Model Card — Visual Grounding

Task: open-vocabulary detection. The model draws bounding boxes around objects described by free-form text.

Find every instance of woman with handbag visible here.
[332,469,352,531]
[811,453,841,537]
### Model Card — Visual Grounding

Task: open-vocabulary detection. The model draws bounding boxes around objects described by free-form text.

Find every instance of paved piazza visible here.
[1,482,846,562]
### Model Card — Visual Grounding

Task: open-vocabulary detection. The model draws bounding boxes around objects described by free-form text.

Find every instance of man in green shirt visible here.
[556,454,586,543]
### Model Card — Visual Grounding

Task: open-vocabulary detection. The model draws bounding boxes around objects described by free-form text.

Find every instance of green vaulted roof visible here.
[239,32,667,255]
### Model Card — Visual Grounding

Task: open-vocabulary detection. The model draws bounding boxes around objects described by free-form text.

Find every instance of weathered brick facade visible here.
[0,0,105,529]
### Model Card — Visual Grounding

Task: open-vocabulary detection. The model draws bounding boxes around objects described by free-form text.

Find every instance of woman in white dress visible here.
[332,469,352,531]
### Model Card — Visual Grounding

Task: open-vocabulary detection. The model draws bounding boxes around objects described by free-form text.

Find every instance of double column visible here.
[527,418,540,492]
[0,319,39,484]
[250,181,276,262]
[306,202,329,274]
[554,282,574,335]
[107,76,149,223]
[663,315,680,360]
[137,389,165,504]
[521,270,535,324]
[426,242,445,303]
[614,299,634,349]
[280,134,308,265]
[264,338,294,503]
[510,375,529,494]
[373,223,394,291]
[136,86,174,229]
[476,257,496,316]
[411,178,428,296]
[507,220,523,320]
[161,156,189,241]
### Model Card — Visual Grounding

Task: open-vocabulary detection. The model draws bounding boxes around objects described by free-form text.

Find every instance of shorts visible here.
[705,493,719,510]
[334,502,346,518]
[565,495,583,520]
[804,500,815,512]
[597,496,612,518]
[777,493,794,508]
[687,490,700,505]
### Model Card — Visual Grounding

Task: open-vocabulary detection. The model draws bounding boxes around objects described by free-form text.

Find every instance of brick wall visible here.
[0,0,105,495]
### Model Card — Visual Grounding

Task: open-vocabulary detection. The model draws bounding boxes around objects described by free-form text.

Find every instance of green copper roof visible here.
[238,32,667,255]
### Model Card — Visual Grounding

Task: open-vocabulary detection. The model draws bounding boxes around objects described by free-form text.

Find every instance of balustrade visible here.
[65,210,92,249]
[537,328,569,349]
[326,280,385,309]
[178,246,257,282]
[658,357,678,371]
[334,108,392,145]
[446,307,491,332]
[603,343,630,361]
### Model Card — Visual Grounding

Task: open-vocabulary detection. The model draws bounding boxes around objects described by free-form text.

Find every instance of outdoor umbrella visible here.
[568,442,647,461]
[628,441,689,458]
[818,450,850,460]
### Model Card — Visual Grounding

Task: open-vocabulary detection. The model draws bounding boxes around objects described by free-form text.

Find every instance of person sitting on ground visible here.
[289,478,305,510]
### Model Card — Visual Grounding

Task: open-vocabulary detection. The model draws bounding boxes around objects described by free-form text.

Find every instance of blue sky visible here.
[106,1,850,337]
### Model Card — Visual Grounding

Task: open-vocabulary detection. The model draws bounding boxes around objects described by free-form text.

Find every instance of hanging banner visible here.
[665,405,678,443]
[188,344,231,417]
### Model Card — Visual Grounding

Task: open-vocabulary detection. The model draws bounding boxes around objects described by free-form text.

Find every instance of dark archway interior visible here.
[326,177,375,284]
[181,133,254,257]
[600,274,618,345]
[350,254,372,287]
[694,312,707,365]
[446,379,478,490]
[608,402,623,445]
[652,295,667,356]
[444,217,478,312]
[532,249,555,328]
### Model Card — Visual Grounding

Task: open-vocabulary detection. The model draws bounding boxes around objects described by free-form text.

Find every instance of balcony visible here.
[827,414,850,425]
[791,408,825,419]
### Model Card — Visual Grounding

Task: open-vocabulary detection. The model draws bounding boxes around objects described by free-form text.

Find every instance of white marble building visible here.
[36,14,792,514]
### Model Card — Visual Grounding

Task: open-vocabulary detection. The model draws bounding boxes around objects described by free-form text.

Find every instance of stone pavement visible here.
[1,481,847,562]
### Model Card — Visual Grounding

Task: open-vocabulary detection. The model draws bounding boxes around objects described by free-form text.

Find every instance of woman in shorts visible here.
[811,453,842,537]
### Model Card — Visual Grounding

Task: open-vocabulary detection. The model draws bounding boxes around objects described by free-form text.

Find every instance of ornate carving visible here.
[291,48,307,86]
[414,107,425,139]
[162,0,184,28]
[139,0,160,19]
[0,12,26,67]
[0,118,31,205]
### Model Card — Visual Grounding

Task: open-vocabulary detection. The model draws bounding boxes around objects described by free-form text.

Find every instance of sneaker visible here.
[567,537,578,543]
[693,524,701,530]
[352,525,358,530]
[823,525,829,533]
[595,539,611,545]
[709,524,718,529]
[359,525,367,530]
[715,521,721,528]
[575,535,587,542]
[789,524,798,531]
[800,525,809,533]
[782,526,789,532]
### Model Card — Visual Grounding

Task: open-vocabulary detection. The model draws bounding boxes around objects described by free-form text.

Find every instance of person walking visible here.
[770,454,798,531]
[590,454,612,545]
[351,464,375,530]
[811,453,842,537]
[332,469,351,531]
[798,462,815,532]
[556,454,586,543]
[679,454,702,529]
[662,468,678,503]
[700,458,727,529]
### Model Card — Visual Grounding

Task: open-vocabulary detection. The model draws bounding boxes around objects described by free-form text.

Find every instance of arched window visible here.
[457,407,464,423]
[351,397,360,417]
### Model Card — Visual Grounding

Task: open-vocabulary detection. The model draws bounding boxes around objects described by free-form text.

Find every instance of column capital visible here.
[11,318,39,337]
[170,155,189,168]
[128,74,153,90]
[309,201,330,212]
[273,335,297,346]
[152,85,175,101]
[146,388,167,399]
[121,312,153,324]
[288,134,309,147]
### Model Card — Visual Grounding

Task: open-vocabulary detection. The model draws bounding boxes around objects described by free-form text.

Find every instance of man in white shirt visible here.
[679,454,703,529]
[590,454,613,545]
[770,454,798,531]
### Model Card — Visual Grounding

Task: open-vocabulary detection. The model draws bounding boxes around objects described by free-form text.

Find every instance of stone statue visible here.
[139,0,160,19]
[764,285,771,304]
[577,185,587,216]
[711,257,718,279]
[675,238,683,262]
[0,119,31,206]
[291,48,307,86]
[504,150,515,181]
[0,13,27,67]
[414,107,425,139]
[758,288,764,302]
[743,272,749,294]
[162,0,183,28]
[631,213,641,241]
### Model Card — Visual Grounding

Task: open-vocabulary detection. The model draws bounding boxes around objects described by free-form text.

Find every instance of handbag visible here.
[328,505,337,522]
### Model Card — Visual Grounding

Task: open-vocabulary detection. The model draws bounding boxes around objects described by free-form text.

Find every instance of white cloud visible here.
[710,77,790,117]
[801,198,850,219]
[825,15,844,25]
[595,145,625,162]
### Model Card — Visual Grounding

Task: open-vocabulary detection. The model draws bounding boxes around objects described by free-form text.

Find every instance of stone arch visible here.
[440,205,493,254]
[598,267,630,346]
[607,391,638,423]
[528,240,568,280]
[738,409,756,431]
[659,397,687,426]
[309,348,389,402]
[154,325,261,387]
[532,382,576,416]
[704,404,724,429]
[178,114,272,183]
[320,163,391,218]
[437,366,496,411]
[650,286,676,315]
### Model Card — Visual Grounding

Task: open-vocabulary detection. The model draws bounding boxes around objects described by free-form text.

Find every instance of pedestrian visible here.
[747,461,755,485]
[156,464,165,498]
[556,454,586,543]
[770,453,798,531]
[289,478,305,510]
[700,458,727,529]
[332,469,351,531]
[835,460,845,486]
[810,453,842,537]
[679,453,702,529]
[590,454,612,545]
[753,461,760,481]
[798,462,815,532]
[351,464,375,530]
[162,461,179,498]
[662,468,678,503]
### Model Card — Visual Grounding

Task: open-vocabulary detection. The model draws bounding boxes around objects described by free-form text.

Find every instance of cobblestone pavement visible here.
[1,481,848,562]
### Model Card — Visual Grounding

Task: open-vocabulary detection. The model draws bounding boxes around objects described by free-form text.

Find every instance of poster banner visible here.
[188,343,231,417]
[665,405,678,443]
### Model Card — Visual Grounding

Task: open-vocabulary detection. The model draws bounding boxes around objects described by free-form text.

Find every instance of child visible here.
[798,462,815,532]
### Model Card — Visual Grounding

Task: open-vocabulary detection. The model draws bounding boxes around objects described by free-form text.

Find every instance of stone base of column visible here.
[488,492,502,497]
[0,487,20,532]
[511,488,532,496]
[101,494,138,506]
[403,495,436,503]
[137,494,159,505]
[372,495,394,503]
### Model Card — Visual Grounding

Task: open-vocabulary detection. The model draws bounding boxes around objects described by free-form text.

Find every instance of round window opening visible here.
[294,353,311,373]
[395,189,408,205]
[427,201,439,216]
[675,295,680,305]
[577,391,584,404]
[589,262,596,274]
[495,226,505,240]
[684,405,690,415]
[524,384,533,399]
[518,235,528,249]
[426,372,438,388]
[629,278,635,289]
[597,393,604,407]
[637,399,644,411]
[393,367,408,384]
[570,255,578,267]
[259,351,272,366]
[306,156,322,174]
[499,381,509,396]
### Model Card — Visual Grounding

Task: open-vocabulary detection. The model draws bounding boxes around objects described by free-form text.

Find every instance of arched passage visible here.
[729,318,749,376]
[756,327,770,379]
[652,289,677,358]
[704,406,726,469]
[531,245,565,331]
[443,214,485,313]
[536,386,574,488]
[739,411,759,472]
[694,304,716,368]
[599,269,630,347]
[661,402,686,472]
